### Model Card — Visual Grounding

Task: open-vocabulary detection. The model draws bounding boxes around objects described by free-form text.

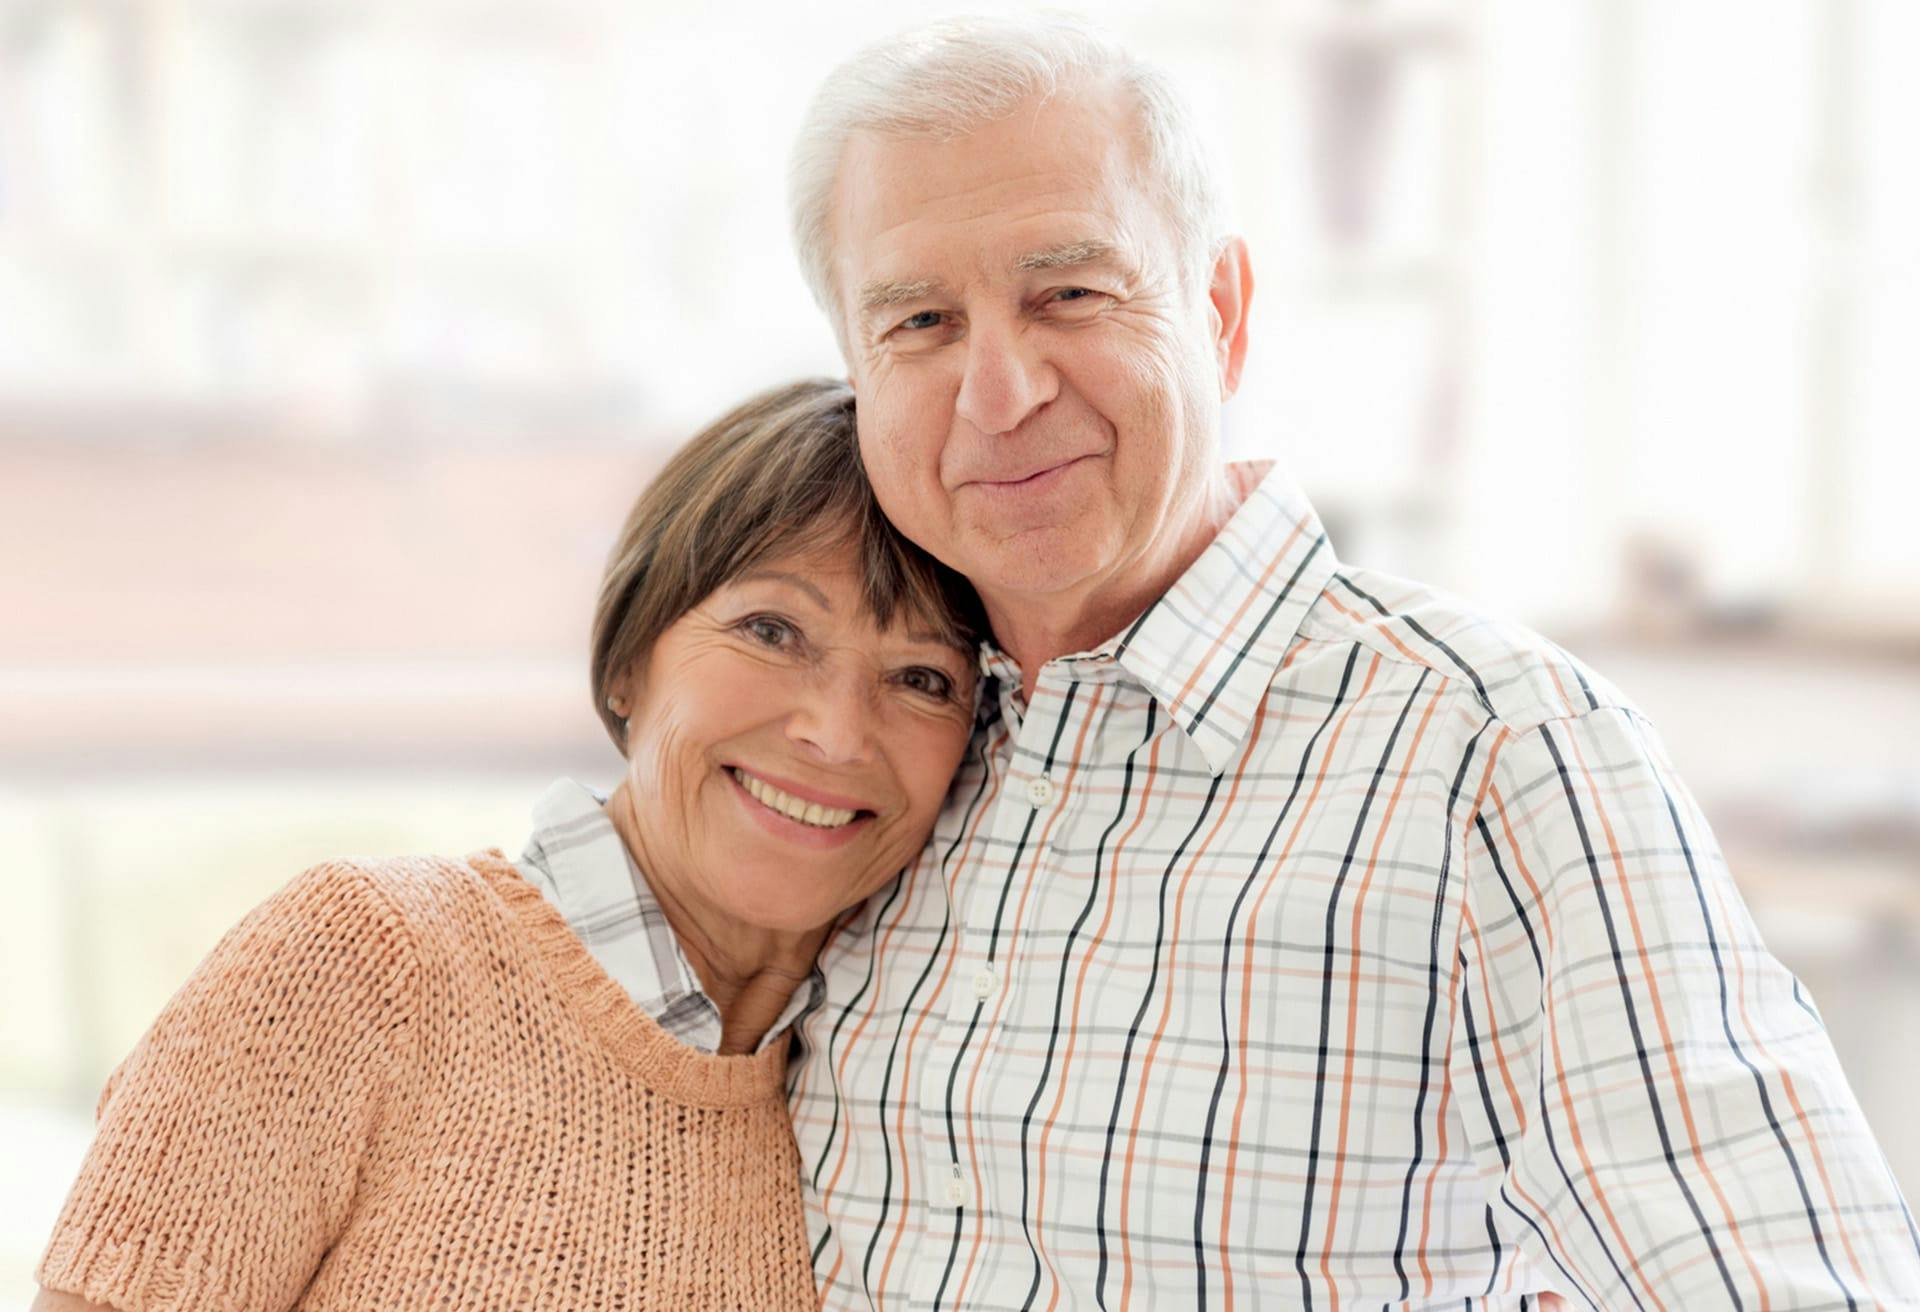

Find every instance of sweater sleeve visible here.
[37,862,418,1312]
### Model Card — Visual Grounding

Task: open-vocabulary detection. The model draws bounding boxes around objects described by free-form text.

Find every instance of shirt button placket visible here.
[928,679,1058,1280]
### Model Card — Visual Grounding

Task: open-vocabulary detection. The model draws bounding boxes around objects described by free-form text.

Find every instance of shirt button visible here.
[972,967,997,999]
[1025,775,1055,807]
[944,1163,970,1208]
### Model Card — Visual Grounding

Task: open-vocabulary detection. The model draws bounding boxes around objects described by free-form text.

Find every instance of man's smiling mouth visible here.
[969,453,1095,489]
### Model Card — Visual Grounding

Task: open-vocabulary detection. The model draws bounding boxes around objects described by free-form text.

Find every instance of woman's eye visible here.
[897,666,956,700]
[739,615,798,649]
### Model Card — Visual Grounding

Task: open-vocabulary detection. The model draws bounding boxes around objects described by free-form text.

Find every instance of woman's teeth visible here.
[731,768,859,828]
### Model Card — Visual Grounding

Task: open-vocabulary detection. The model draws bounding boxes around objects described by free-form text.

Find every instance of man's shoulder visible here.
[1297,563,1635,734]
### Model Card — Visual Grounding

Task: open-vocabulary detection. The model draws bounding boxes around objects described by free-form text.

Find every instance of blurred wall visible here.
[2,0,1917,1303]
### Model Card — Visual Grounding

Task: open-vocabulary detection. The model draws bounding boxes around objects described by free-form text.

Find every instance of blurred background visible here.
[2,0,1917,1300]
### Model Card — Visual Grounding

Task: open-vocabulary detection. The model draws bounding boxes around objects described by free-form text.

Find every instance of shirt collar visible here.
[976,461,1337,776]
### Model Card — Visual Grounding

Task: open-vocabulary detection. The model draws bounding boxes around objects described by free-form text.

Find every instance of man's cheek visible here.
[871,423,933,490]
[856,441,931,538]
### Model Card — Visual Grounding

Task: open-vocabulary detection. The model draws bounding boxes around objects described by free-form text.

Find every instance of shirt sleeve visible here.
[1449,705,1920,1308]
[37,862,418,1312]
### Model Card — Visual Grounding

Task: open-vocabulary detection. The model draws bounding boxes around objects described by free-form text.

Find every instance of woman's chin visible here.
[715,873,856,936]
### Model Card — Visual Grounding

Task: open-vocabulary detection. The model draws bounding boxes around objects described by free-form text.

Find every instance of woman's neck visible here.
[603,782,823,1055]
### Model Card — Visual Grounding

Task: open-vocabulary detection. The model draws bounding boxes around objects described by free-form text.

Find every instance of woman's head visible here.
[591,379,984,935]
[591,378,982,749]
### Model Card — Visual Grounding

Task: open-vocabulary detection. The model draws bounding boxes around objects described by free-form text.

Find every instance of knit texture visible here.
[38,852,821,1312]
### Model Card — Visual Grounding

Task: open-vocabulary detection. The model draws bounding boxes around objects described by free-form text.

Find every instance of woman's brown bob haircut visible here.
[590,377,985,750]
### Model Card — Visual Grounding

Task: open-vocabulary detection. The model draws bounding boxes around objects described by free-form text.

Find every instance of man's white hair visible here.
[788,13,1228,329]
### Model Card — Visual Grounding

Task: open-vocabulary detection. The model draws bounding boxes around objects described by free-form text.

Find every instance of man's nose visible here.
[953,322,1057,436]
[785,671,880,765]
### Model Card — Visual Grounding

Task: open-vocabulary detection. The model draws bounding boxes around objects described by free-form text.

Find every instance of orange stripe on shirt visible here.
[1557,720,1771,1305]
[1116,703,1266,1310]
[1317,677,1447,1306]
[1702,859,1874,1297]
[1317,588,1428,668]
[1216,650,1384,1311]
[1031,723,1173,1312]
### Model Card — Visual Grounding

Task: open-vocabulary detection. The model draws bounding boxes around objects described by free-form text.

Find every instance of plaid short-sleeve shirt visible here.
[789,462,1920,1310]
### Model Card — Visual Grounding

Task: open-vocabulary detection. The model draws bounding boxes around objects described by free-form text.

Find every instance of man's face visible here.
[829,86,1248,617]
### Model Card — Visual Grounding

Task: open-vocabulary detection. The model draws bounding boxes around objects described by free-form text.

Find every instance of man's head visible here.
[789,16,1254,649]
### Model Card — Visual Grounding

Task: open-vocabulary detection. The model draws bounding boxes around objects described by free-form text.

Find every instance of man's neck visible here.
[987,592,1147,705]
[988,468,1247,703]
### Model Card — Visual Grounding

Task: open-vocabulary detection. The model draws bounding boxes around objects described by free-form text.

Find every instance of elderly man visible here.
[785,15,1920,1311]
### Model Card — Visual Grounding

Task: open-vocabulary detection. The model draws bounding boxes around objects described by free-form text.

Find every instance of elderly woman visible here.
[34,379,983,1312]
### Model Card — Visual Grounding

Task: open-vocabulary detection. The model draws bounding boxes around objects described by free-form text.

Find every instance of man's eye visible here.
[1049,287,1105,309]
[738,615,799,649]
[897,666,956,700]
[898,310,944,331]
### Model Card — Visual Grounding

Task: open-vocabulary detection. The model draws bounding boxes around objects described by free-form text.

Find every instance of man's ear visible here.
[1207,236,1254,399]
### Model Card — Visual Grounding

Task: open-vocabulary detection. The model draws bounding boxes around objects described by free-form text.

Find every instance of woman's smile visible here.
[726,765,877,849]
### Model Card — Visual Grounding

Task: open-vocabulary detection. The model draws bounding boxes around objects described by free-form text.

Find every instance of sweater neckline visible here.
[464,849,789,1110]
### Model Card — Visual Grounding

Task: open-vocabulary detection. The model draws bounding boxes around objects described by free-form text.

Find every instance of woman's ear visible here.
[605,673,633,722]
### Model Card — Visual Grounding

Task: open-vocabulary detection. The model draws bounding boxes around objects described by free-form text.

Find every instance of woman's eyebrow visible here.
[734,570,831,610]
[920,638,985,674]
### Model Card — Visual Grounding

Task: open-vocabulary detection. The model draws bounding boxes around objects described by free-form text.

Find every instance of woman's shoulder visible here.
[150,853,522,1062]
[301,849,502,908]
[207,852,512,991]
[277,850,526,955]
[259,852,460,928]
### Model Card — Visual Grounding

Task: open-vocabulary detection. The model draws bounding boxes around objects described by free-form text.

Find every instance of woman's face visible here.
[610,535,977,934]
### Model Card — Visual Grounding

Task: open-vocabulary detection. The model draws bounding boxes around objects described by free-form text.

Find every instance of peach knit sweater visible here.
[39,852,821,1312]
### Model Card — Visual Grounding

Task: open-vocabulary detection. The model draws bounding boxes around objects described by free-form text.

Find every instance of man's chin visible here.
[960,528,1114,607]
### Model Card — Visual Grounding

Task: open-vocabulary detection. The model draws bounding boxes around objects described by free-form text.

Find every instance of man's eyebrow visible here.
[1013,239,1122,273]
[734,570,831,610]
[857,277,945,316]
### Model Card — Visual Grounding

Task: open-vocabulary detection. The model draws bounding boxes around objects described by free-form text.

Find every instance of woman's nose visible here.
[784,672,880,764]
